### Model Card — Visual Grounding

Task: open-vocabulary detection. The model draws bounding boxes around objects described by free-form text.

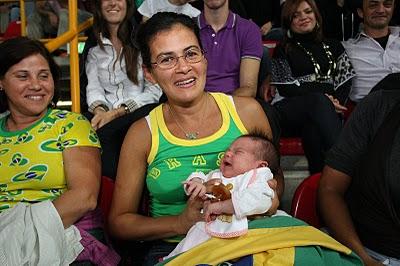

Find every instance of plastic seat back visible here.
[99,176,115,225]
[290,173,322,228]
[3,21,21,39]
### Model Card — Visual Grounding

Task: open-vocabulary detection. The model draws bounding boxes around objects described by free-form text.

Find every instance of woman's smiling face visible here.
[0,53,54,119]
[144,24,207,105]
[290,1,317,34]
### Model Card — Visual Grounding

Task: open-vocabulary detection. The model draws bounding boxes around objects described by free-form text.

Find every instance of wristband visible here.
[95,104,108,112]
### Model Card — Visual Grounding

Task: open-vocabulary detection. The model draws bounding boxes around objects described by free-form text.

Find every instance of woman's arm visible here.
[234,58,260,97]
[85,49,109,112]
[108,119,203,241]
[123,77,162,113]
[53,146,101,228]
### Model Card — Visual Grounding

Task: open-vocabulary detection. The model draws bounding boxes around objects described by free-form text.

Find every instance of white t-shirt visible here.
[138,0,201,18]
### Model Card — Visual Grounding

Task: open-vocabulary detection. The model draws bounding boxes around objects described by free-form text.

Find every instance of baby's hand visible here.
[203,201,220,222]
[203,200,234,222]
[183,178,207,200]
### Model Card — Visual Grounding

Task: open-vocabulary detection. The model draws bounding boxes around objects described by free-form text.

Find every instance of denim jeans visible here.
[143,240,178,266]
[366,247,400,266]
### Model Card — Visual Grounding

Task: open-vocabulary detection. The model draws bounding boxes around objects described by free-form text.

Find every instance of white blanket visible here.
[0,201,83,266]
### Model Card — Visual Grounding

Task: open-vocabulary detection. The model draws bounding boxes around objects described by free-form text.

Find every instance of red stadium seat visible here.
[99,176,115,225]
[3,21,21,39]
[279,137,304,155]
[290,173,322,228]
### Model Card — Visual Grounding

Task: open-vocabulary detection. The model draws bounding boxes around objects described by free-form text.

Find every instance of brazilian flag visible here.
[159,216,362,266]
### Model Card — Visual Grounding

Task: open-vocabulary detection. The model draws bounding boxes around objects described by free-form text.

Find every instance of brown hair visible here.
[0,37,60,113]
[137,12,202,69]
[281,0,323,48]
[93,0,139,84]
[238,130,280,175]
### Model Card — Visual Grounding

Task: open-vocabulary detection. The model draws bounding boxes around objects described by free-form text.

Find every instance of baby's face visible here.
[220,138,262,178]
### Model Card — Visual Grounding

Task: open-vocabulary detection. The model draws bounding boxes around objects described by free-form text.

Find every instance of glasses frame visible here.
[151,49,205,70]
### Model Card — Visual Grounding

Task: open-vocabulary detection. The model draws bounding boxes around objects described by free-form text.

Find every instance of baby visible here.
[165,132,280,259]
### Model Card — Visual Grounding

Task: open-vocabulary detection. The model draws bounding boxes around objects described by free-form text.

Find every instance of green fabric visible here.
[159,216,363,266]
[146,94,246,219]
[0,109,99,211]
[135,0,144,8]
[249,215,306,229]
[294,246,362,266]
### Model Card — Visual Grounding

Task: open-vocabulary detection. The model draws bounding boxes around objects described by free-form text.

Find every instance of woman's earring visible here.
[50,101,56,108]
[287,29,292,38]
[316,22,320,29]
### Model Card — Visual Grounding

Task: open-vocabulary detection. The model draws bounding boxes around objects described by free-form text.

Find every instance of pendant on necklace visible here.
[185,132,199,140]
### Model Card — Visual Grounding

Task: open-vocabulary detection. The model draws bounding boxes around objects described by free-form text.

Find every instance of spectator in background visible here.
[138,0,200,22]
[27,0,92,40]
[197,0,263,97]
[343,0,400,103]
[269,0,355,174]
[82,0,162,178]
[315,0,361,41]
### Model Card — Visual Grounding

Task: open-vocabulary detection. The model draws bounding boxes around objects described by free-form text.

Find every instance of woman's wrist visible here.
[174,214,189,235]
[93,105,107,115]
[115,106,127,118]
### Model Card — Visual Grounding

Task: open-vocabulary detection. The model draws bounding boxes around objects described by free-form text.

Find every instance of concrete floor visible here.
[280,156,309,213]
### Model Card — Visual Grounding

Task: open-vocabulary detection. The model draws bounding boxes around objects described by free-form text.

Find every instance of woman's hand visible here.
[175,197,204,235]
[361,255,383,266]
[260,21,273,36]
[259,77,276,102]
[325,94,348,113]
[91,108,123,130]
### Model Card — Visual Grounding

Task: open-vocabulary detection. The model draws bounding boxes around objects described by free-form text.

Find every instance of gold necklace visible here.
[296,41,336,81]
[167,94,209,140]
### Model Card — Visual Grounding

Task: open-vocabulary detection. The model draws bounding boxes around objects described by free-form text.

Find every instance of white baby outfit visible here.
[165,167,274,259]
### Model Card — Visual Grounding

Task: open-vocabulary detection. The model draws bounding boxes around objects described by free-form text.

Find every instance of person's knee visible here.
[307,93,335,113]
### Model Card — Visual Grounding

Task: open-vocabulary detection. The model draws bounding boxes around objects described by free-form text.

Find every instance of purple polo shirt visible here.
[197,12,263,94]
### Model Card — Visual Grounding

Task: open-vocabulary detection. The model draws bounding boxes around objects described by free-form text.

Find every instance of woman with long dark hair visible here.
[270,0,355,174]
[84,0,162,177]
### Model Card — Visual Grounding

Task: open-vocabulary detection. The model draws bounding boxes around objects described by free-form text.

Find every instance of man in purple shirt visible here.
[197,0,263,97]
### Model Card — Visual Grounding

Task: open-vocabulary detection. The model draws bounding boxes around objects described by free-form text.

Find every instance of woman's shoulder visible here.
[232,96,260,111]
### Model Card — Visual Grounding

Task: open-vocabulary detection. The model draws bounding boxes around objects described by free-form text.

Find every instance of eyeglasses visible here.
[151,48,205,70]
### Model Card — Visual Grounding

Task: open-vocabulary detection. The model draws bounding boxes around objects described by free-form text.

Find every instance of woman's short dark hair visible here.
[0,37,60,113]
[281,0,323,42]
[137,12,202,68]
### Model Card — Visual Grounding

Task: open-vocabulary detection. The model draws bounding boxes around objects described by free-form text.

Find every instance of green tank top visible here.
[146,93,247,221]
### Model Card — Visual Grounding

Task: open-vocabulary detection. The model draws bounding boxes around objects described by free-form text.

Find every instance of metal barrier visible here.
[0,0,93,113]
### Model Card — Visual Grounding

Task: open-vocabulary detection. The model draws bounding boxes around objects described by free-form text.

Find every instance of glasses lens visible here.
[157,56,177,69]
[185,49,203,63]
[155,49,203,69]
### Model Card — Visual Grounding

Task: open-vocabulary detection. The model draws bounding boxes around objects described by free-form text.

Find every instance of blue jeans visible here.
[366,247,400,266]
[143,240,178,266]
